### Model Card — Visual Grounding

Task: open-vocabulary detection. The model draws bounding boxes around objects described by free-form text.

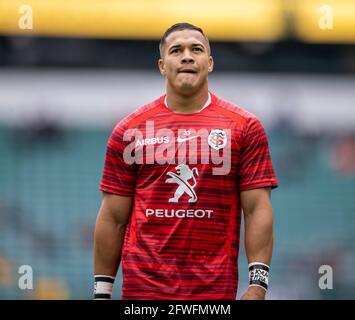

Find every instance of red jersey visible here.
[99,92,278,300]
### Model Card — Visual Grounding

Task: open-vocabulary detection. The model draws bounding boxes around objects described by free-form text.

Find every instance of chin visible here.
[180,82,195,89]
[177,84,199,96]
[169,79,201,95]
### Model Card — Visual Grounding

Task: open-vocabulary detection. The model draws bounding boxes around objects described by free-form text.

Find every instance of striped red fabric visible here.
[99,92,278,299]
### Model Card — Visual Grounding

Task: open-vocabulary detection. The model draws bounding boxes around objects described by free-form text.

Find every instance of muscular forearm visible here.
[241,188,274,300]
[93,214,127,276]
[244,207,273,266]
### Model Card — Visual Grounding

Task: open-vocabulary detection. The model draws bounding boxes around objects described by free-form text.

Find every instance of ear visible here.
[158,58,166,76]
[208,56,214,73]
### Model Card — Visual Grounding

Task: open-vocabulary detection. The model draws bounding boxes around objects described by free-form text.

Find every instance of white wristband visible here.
[94,275,115,299]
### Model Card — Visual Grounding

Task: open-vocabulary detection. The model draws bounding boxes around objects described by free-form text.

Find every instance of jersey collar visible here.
[163,92,212,114]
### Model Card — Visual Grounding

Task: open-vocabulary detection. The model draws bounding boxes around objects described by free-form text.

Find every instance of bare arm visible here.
[240,187,274,300]
[93,191,133,276]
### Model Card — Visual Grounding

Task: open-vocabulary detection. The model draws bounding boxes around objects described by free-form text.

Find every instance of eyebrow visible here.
[168,43,205,52]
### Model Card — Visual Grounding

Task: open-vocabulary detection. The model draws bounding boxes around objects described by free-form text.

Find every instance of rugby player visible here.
[93,22,278,300]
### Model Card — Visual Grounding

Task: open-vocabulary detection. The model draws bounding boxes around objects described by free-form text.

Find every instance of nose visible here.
[181,49,194,64]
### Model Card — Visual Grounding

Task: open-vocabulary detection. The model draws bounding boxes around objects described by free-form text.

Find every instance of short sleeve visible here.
[237,117,278,191]
[99,123,136,196]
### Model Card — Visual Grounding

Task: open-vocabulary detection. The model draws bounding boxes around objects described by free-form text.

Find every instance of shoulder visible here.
[211,93,264,131]
[112,95,164,134]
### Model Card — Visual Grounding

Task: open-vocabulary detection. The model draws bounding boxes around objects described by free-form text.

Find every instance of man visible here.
[93,22,278,300]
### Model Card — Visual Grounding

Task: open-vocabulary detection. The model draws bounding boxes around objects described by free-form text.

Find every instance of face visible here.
[158,29,214,95]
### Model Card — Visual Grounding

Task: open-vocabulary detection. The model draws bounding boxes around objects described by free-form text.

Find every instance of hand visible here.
[240,286,266,300]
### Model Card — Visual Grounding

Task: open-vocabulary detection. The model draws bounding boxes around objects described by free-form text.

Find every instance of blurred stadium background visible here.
[1,0,355,299]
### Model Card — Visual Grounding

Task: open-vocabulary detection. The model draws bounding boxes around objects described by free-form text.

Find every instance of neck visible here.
[165,84,210,114]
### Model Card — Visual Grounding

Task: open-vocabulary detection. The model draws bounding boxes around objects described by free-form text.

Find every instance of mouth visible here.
[178,69,197,74]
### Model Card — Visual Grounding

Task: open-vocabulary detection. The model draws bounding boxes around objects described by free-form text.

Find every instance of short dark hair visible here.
[159,22,211,56]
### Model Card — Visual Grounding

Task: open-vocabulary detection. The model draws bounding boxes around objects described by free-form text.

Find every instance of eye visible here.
[170,48,180,54]
[193,47,203,52]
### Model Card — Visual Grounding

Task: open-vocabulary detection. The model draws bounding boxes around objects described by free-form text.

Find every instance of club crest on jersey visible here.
[208,129,227,150]
[166,164,199,203]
